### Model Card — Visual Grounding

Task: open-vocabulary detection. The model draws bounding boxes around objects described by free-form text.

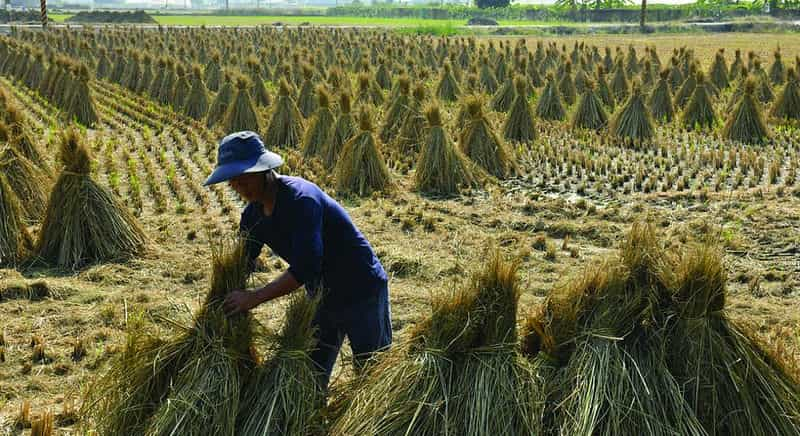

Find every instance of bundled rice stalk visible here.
[0,172,32,266]
[301,86,335,159]
[264,79,305,149]
[460,95,515,179]
[66,64,98,127]
[205,51,222,92]
[323,92,356,170]
[415,104,480,196]
[479,56,499,94]
[247,57,271,108]
[668,244,800,435]
[83,313,195,436]
[0,143,50,223]
[379,75,412,144]
[595,66,615,109]
[532,222,707,436]
[437,62,461,102]
[393,84,428,156]
[356,73,384,107]
[536,74,566,122]
[770,50,786,85]
[236,293,323,435]
[610,59,629,104]
[571,80,608,131]
[723,78,769,145]
[771,67,800,121]
[146,239,255,436]
[449,254,541,436]
[558,61,577,106]
[611,83,654,143]
[754,60,776,104]
[206,71,234,129]
[223,74,260,134]
[674,63,699,109]
[710,50,730,90]
[297,64,317,118]
[172,64,191,110]
[183,65,209,121]
[35,128,147,269]
[491,74,516,113]
[681,72,717,131]
[648,69,675,123]
[5,106,46,168]
[331,254,541,436]
[334,107,393,196]
[503,76,537,143]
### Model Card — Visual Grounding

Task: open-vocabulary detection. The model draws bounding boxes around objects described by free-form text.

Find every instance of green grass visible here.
[48,13,578,27]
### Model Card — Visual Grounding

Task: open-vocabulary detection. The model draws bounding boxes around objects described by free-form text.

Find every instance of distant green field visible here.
[47,13,573,27]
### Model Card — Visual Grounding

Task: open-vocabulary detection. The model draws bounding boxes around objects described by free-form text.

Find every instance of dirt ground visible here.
[1,32,799,434]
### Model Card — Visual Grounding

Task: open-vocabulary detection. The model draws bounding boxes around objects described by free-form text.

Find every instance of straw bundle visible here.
[66,64,98,127]
[0,172,32,266]
[264,79,305,149]
[437,62,461,102]
[5,106,46,168]
[183,65,209,121]
[723,78,769,144]
[146,239,254,436]
[491,75,516,113]
[536,75,566,122]
[331,254,541,435]
[460,95,514,179]
[206,71,234,128]
[595,67,615,109]
[674,64,698,109]
[415,104,479,196]
[710,51,729,90]
[393,84,428,156]
[301,86,335,159]
[247,57,271,107]
[610,59,629,104]
[681,72,717,131]
[668,245,800,435]
[84,314,194,435]
[503,76,537,143]
[334,107,393,196]
[571,80,608,131]
[754,61,775,104]
[611,83,654,143]
[0,143,50,223]
[223,75,260,134]
[236,293,323,435]
[648,69,676,123]
[323,92,356,170]
[527,222,707,436]
[356,73,384,107]
[771,68,800,121]
[205,51,222,92]
[479,56,499,94]
[558,62,577,106]
[172,64,191,110]
[379,76,411,144]
[770,50,786,85]
[35,129,147,269]
[297,64,317,118]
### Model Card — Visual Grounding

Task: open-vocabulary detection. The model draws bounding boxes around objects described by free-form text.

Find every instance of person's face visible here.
[228,172,264,202]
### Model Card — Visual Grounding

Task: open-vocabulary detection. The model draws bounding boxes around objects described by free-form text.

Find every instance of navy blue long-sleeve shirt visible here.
[240,176,388,306]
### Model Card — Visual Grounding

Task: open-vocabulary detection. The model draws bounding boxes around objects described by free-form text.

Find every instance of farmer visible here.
[203,131,392,389]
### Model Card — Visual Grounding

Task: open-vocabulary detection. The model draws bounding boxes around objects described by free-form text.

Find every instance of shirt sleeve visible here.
[287,196,324,290]
[239,209,264,274]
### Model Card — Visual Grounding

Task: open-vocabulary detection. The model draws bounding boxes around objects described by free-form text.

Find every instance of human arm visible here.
[223,270,301,316]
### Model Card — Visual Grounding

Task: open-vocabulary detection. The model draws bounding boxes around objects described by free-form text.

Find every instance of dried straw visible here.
[322,91,356,170]
[334,107,393,196]
[723,78,769,144]
[459,95,515,179]
[571,80,608,131]
[264,78,305,149]
[223,74,261,134]
[503,76,537,143]
[35,128,147,269]
[0,171,32,266]
[301,86,335,159]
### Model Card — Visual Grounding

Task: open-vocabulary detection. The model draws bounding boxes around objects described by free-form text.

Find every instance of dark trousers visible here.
[310,280,392,389]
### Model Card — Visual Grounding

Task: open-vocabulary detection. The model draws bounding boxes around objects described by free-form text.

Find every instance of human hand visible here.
[223,289,260,316]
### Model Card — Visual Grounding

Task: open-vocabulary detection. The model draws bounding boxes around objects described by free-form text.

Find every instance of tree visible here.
[476,0,510,8]
[640,0,647,27]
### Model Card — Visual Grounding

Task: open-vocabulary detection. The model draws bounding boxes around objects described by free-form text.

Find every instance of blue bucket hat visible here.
[203,131,283,186]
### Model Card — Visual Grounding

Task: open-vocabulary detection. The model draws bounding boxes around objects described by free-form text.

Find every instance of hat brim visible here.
[203,150,283,186]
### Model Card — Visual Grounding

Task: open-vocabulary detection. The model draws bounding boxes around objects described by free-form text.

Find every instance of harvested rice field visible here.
[0,28,799,435]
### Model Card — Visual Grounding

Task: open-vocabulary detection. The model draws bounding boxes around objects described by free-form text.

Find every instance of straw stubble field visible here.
[0,29,799,434]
